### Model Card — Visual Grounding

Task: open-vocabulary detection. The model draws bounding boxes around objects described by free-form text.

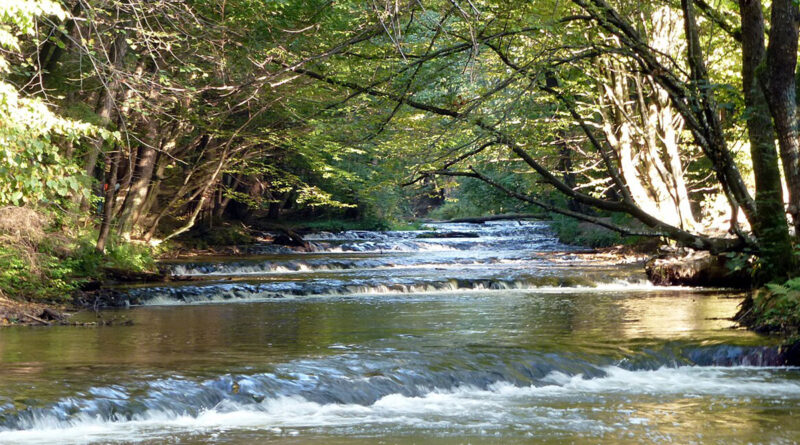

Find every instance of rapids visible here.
[0,220,797,444]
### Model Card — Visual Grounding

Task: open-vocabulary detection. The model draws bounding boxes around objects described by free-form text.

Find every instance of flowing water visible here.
[1,221,798,444]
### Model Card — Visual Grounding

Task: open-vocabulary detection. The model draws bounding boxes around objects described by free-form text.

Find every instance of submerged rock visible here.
[645,251,751,288]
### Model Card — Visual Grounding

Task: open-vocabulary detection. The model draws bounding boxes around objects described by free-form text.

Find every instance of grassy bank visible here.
[0,207,158,324]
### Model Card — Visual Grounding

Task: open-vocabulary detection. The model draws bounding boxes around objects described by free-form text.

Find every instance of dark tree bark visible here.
[37,1,82,86]
[116,117,160,238]
[96,147,122,252]
[739,0,796,280]
[84,31,128,181]
[143,135,213,241]
[764,0,800,234]
[213,174,241,219]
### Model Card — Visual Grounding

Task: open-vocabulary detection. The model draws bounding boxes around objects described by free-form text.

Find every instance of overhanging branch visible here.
[291,59,748,253]
[427,168,665,238]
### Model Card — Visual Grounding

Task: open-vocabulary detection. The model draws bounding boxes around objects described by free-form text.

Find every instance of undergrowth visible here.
[0,206,156,302]
[549,214,639,248]
[291,217,423,232]
[738,278,800,340]
[173,223,255,249]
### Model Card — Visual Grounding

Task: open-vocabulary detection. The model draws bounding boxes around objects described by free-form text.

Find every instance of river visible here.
[0,221,798,444]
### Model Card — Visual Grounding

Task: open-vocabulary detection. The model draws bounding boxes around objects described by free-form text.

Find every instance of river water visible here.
[0,221,798,444]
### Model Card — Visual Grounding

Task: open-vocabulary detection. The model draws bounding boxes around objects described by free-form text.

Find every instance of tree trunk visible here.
[143,136,215,241]
[598,62,675,225]
[116,118,160,238]
[38,1,82,87]
[764,0,800,235]
[96,147,122,252]
[214,174,241,219]
[134,153,164,228]
[82,31,129,215]
[162,145,230,241]
[112,142,137,216]
[739,0,795,280]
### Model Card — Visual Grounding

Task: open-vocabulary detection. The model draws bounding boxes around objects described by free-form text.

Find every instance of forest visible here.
[1,0,800,338]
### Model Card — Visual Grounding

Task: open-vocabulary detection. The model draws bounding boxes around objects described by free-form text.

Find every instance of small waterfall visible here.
[128,221,650,306]
[1,344,796,443]
[117,276,690,306]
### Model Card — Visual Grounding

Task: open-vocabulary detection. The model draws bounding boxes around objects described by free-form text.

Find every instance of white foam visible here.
[137,278,700,306]
[529,365,800,397]
[2,366,798,444]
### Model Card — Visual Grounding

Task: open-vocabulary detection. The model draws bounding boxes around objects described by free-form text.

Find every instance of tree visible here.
[282,0,797,282]
[0,0,109,207]
[10,0,377,249]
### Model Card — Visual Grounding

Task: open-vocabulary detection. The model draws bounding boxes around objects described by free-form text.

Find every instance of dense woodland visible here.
[1,0,799,313]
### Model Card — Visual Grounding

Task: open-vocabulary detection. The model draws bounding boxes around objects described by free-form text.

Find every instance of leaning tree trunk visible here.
[162,146,230,241]
[84,31,128,181]
[598,58,689,228]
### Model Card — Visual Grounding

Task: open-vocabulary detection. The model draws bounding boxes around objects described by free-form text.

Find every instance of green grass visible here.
[0,233,157,302]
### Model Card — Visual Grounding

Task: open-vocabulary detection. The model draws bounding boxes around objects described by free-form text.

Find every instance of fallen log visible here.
[102,267,169,283]
[22,312,51,325]
[272,228,312,250]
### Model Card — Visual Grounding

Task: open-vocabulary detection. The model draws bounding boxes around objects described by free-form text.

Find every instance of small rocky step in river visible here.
[0,221,798,444]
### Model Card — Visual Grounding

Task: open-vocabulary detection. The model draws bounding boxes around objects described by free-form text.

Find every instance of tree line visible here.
[2,0,799,284]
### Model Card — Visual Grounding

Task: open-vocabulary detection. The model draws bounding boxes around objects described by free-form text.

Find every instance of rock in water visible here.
[272,230,311,250]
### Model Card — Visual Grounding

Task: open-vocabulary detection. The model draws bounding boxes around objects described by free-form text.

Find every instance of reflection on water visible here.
[0,221,797,444]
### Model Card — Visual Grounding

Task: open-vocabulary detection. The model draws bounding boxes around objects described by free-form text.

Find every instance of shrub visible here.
[739,278,800,337]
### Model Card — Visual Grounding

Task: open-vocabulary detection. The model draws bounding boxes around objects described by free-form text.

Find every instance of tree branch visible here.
[694,0,742,42]
[293,57,747,253]
[428,167,664,238]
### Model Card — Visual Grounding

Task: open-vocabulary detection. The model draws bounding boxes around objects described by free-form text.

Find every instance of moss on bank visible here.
[736,278,800,339]
[735,278,800,364]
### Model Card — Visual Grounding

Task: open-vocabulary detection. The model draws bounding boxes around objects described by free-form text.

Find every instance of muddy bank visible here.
[0,295,133,327]
[0,296,66,326]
